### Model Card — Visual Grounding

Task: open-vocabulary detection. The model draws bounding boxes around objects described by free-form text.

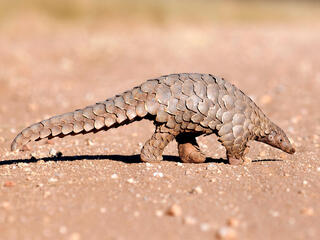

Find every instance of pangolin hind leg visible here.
[140,124,177,162]
[176,133,206,163]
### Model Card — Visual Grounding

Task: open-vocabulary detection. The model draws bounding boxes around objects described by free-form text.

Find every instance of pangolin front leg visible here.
[176,133,206,163]
[221,136,250,165]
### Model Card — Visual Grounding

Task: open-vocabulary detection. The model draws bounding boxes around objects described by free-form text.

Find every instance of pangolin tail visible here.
[11,84,157,151]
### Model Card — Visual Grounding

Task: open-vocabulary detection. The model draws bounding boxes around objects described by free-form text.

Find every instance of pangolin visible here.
[11,73,295,165]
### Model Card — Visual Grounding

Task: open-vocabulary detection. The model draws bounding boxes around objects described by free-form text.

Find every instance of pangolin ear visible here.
[267,131,276,142]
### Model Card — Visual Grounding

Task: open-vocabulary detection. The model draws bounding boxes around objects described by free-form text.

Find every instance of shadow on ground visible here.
[0,154,281,166]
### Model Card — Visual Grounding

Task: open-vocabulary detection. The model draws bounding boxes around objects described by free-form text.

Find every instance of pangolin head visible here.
[259,125,295,154]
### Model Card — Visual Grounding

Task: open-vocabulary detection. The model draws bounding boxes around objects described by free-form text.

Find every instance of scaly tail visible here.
[11,80,160,151]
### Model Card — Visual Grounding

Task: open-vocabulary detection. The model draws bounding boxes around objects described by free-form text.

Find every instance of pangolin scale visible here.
[11,73,295,165]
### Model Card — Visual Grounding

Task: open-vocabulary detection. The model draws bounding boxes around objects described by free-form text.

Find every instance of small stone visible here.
[200,223,211,232]
[4,181,15,187]
[260,95,272,105]
[155,210,163,217]
[28,103,39,112]
[206,164,217,170]
[176,162,183,166]
[37,160,45,164]
[183,216,197,225]
[303,180,308,185]
[111,174,118,179]
[1,201,11,210]
[191,186,203,194]
[270,210,279,217]
[209,178,216,183]
[153,172,164,177]
[290,116,301,124]
[166,204,182,217]
[288,217,296,225]
[300,207,314,216]
[49,148,62,157]
[226,218,239,228]
[317,167,320,172]
[216,227,237,240]
[59,226,67,234]
[44,191,51,198]
[145,162,152,167]
[68,232,81,240]
[127,178,135,184]
[100,207,106,213]
[85,139,94,146]
[48,177,58,183]
[30,152,38,159]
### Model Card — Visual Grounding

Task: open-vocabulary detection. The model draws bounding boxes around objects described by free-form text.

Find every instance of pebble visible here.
[155,210,164,217]
[206,164,217,170]
[48,177,58,183]
[1,201,11,210]
[153,172,164,178]
[226,218,239,228]
[183,216,197,225]
[176,162,183,166]
[200,223,211,232]
[68,232,81,240]
[300,207,314,216]
[110,174,118,179]
[100,207,107,213]
[59,226,67,234]
[127,178,135,184]
[269,210,279,217]
[3,181,15,187]
[260,95,272,105]
[85,139,94,146]
[290,116,301,124]
[216,227,237,240]
[166,204,182,217]
[317,167,320,172]
[191,186,203,194]
[49,148,62,157]
[44,191,51,198]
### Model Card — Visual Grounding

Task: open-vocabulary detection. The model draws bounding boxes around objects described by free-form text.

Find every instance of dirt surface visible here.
[0,18,320,240]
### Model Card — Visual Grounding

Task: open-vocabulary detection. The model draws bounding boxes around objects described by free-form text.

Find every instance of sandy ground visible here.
[0,18,320,240]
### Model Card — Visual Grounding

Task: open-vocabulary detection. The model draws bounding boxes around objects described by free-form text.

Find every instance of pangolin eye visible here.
[280,138,283,142]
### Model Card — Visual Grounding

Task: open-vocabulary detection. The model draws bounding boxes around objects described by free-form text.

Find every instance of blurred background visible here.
[1,0,320,24]
[1,1,320,240]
